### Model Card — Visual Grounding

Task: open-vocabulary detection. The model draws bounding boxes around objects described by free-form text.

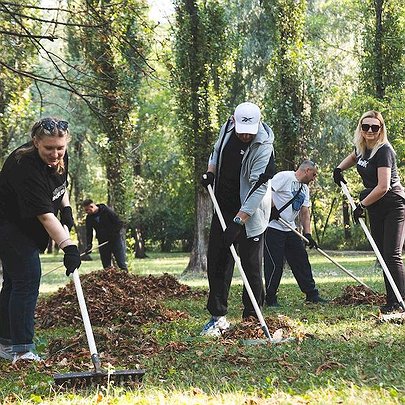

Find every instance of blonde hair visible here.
[15,117,70,175]
[354,110,387,159]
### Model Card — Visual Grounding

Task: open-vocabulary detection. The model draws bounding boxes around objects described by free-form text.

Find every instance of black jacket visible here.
[85,204,123,245]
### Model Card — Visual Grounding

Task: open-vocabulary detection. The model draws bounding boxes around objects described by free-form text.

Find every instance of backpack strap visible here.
[277,183,303,214]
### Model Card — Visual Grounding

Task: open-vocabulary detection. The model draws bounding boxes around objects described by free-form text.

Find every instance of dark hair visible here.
[82,198,94,207]
[15,117,70,175]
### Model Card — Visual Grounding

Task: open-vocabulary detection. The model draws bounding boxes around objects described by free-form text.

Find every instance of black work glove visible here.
[333,168,347,187]
[270,206,280,221]
[63,245,81,276]
[304,233,318,249]
[201,172,215,189]
[352,204,365,224]
[60,206,74,231]
[223,221,242,248]
[85,244,93,253]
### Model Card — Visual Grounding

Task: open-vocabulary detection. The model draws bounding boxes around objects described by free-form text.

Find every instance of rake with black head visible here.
[53,227,145,388]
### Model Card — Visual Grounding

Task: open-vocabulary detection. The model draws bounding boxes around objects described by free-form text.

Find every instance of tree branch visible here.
[0,29,56,40]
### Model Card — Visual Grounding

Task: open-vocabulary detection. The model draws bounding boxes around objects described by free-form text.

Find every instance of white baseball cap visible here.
[234,102,261,134]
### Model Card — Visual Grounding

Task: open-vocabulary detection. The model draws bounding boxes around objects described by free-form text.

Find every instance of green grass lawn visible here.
[2,250,405,404]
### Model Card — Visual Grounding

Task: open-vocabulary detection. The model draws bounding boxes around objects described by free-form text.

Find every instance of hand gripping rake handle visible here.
[206,183,272,341]
[340,182,405,310]
[63,226,103,373]
[277,217,376,293]
[43,241,109,277]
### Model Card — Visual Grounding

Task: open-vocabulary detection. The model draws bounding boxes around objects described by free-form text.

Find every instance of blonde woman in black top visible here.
[334,110,405,313]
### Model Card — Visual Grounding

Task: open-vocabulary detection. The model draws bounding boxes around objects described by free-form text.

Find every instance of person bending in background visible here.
[0,118,81,363]
[82,199,128,271]
[200,102,275,336]
[334,110,405,314]
[264,160,327,307]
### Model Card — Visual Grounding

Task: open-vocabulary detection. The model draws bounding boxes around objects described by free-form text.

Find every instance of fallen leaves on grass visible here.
[222,315,295,341]
[36,268,203,328]
[315,361,343,375]
[332,285,385,306]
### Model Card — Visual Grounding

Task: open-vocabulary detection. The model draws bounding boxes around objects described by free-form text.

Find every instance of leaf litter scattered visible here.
[26,268,299,374]
[332,285,385,306]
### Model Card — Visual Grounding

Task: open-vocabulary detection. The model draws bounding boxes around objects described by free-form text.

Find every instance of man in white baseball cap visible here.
[233,102,261,135]
[199,101,275,336]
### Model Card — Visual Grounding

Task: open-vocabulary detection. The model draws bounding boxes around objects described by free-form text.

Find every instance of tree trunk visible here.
[374,0,384,99]
[133,227,147,258]
[183,188,211,275]
[76,224,92,261]
[342,200,351,240]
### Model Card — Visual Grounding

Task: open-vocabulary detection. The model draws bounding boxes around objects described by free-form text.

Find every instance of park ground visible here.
[1,250,405,404]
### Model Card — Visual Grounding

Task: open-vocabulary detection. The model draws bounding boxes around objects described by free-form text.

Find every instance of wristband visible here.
[359,201,366,209]
[58,237,71,249]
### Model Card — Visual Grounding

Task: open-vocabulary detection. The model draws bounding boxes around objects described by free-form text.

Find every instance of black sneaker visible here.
[305,295,328,304]
[380,303,402,314]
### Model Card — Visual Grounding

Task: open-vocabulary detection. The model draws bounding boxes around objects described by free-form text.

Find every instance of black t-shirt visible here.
[216,131,250,213]
[0,142,68,251]
[356,143,401,189]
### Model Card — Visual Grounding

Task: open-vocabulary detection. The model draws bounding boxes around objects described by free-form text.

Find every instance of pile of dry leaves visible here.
[36,268,204,328]
[332,285,385,306]
[222,315,295,341]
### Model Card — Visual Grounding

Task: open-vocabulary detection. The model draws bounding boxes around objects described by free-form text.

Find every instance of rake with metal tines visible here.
[53,227,145,388]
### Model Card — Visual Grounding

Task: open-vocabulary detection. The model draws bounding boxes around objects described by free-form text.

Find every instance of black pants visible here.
[367,192,405,305]
[206,212,265,319]
[263,227,317,300]
[98,231,127,270]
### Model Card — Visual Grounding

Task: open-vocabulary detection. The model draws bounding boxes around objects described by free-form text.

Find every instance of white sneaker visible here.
[200,316,230,336]
[0,343,13,361]
[12,351,43,364]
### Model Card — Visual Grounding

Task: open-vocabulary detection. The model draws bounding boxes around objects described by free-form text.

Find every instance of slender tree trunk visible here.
[374,0,384,99]
[342,200,351,240]
[132,227,147,258]
[183,189,211,275]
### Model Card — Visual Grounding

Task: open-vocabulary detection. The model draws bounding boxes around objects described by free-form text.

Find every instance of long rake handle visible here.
[340,183,405,310]
[63,226,103,373]
[277,217,376,292]
[206,184,272,341]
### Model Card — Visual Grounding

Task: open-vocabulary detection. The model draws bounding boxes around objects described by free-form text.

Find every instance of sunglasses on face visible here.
[40,119,69,132]
[361,123,380,133]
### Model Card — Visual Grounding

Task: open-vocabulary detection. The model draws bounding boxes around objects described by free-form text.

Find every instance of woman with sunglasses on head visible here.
[333,110,405,314]
[0,118,81,363]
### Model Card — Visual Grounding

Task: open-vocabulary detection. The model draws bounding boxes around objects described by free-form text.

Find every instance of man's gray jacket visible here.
[208,120,274,238]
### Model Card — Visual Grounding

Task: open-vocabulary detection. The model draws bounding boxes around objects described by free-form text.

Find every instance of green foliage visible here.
[264,0,307,170]
[359,0,405,98]
[0,1,40,163]
[173,0,230,178]
[65,0,152,220]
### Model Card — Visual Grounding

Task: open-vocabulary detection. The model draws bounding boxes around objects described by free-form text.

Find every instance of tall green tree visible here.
[264,0,307,170]
[173,0,229,273]
[66,0,151,221]
[359,0,404,100]
[0,1,41,164]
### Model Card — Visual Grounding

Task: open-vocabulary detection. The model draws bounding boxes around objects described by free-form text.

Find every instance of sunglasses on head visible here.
[40,119,69,132]
[361,123,380,133]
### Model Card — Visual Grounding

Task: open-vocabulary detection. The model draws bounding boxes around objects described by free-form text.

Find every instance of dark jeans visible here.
[367,192,405,304]
[206,213,265,319]
[0,223,40,353]
[99,231,127,270]
[263,227,317,300]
